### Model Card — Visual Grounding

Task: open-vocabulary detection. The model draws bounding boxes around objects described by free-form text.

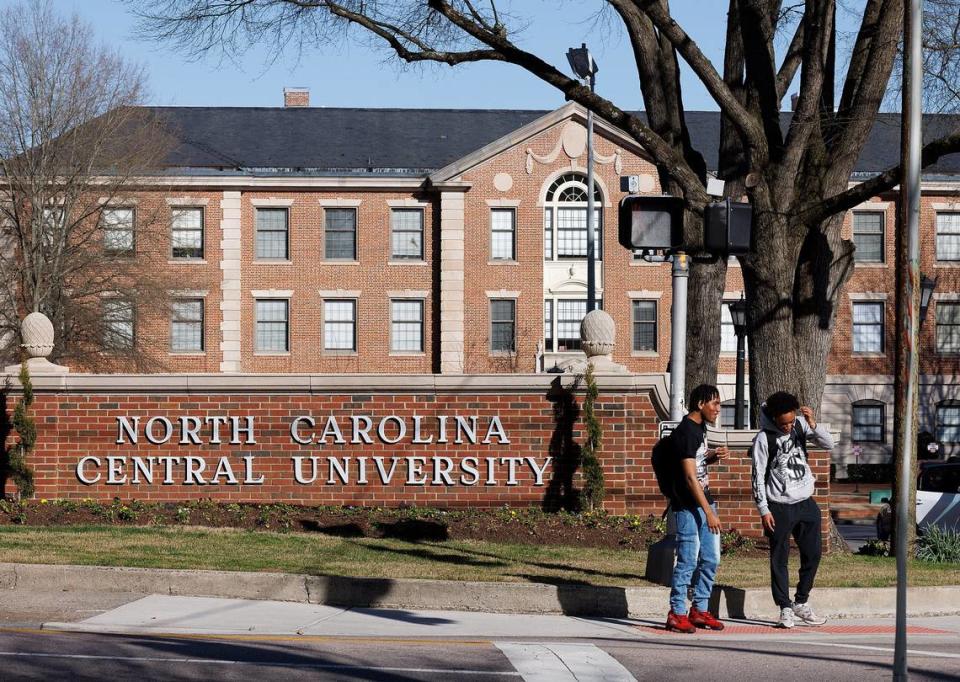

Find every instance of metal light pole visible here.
[894,0,922,677]
[669,252,688,421]
[567,43,599,312]
[729,296,748,429]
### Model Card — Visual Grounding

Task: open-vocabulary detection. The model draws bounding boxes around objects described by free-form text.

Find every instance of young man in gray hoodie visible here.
[751,391,834,628]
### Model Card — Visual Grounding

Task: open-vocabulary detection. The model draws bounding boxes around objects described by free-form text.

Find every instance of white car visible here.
[876,463,960,540]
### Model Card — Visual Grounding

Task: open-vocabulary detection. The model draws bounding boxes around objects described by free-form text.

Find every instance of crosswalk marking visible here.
[495,642,636,682]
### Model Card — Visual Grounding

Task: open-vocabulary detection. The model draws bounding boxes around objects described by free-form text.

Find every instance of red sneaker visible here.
[689,607,725,631]
[665,610,697,633]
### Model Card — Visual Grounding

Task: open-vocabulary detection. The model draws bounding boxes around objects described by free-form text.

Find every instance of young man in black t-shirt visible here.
[665,384,728,633]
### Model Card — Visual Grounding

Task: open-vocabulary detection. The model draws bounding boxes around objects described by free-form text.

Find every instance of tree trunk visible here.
[743,211,851,414]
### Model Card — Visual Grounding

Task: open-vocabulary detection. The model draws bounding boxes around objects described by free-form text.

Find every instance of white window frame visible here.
[632,300,657,352]
[852,300,885,354]
[171,207,204,260]
[323,299,357,353]
[324,207,358,261]
[936,301,960,355]
[542,173,602,262]
[852,211,885,264]
[170,298,204,353]
[254,298,290,353]
[101,207,135,255]
[254,207,290,261]
[390,208,424,261]
[936,212,960,262]
[390,299,424,353]
[490,298,516,354]
[936,402,960,444]
[102,298,135,351]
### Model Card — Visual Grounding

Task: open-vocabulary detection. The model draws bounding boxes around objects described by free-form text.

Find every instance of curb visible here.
[2,562,959,620]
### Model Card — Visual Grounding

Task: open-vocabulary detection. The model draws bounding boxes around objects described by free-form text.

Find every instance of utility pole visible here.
[893,0,922,678]
[669,252,688,420]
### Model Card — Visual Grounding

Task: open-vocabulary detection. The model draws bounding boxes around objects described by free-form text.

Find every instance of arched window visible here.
[543,173,602,261]
[851,399,885,443]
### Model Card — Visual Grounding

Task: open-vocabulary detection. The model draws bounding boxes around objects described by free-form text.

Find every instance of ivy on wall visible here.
[579,364,605,510]
[7,364,36,499]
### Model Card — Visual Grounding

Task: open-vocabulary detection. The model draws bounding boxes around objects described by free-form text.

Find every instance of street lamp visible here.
[567,43,599,312]
[728,296,748,429]
[920,274,937,327]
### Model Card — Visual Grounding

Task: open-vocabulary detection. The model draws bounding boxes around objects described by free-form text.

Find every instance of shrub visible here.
[916,526,960,564]
[6,364,37,499]
[857,538,890,557]
[720,528,756,555]
[579,365,605,510]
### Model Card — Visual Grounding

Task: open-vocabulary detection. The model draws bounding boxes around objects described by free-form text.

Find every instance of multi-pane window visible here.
[544,300,553,352]
[543,173,602,261]
[101,207,135,254]
[324,208,357,260]
[936,402,960,443]
[255,208,289,260]
[391,299,423,352]
[852,301,884,353]
[490,299,516,352]
[255,299,289,352]
[936,302,960,354]
[936,213,960,261]
[557,299,587,352]
[171,207,204,259]
[390,209,423,260]
[852,212,884,263]
[852,401,885,443]
[720,400,750,428]
[543,210,553,260]
[102,299,134,350]
[719,301,750,355]
[490,209,516,261]
[171,299,204,352]
[632,300,657,351]
[323,299,356,351]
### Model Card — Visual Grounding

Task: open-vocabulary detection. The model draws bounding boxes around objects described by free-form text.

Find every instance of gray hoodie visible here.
[751,404,834,516]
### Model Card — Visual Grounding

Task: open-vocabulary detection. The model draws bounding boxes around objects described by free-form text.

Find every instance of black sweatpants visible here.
[766,498,822,608]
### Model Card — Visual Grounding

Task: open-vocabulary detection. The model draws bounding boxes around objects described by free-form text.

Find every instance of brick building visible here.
[89,91,960,476]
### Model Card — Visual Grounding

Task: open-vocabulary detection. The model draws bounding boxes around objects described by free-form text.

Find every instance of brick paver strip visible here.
[638,625,954,636]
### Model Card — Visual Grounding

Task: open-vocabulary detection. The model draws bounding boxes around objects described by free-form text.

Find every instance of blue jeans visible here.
[669,504,721,615]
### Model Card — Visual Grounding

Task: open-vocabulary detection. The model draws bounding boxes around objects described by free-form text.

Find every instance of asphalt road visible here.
[1,625,959,681]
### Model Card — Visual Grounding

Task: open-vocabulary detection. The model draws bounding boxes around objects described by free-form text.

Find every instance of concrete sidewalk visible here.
[3,562,959,621]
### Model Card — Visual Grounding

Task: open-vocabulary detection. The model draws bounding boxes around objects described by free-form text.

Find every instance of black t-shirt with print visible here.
[668,415,714,510]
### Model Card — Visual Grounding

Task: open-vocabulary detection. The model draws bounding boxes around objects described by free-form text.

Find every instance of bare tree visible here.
[0,0,181,370]
[128,0,960,410]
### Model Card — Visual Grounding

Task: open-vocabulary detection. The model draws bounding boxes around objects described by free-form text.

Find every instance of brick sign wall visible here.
[4,373,831,541]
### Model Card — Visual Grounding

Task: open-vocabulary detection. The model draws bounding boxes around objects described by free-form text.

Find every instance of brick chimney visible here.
[284,87,309,108]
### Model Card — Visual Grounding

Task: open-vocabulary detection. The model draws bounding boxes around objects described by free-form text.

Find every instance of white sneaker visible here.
[791,602,827,626]
[775,606,795,629]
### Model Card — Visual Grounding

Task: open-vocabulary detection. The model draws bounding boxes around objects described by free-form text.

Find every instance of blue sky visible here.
[2,0,737,110]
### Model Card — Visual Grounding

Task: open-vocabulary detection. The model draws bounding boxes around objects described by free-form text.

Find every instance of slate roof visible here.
[150,106,960,177]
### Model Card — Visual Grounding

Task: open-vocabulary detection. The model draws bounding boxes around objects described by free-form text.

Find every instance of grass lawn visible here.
[0,525,957,588]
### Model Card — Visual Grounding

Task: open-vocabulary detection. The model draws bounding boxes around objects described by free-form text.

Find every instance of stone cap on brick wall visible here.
[2,371,671,417]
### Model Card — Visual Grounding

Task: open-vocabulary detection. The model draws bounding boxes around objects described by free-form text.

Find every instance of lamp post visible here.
[567,43,599,312]
[920,274,937,327]
[728,296,749,429]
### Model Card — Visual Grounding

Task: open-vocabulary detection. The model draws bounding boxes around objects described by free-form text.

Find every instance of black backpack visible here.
[651,432,678,500]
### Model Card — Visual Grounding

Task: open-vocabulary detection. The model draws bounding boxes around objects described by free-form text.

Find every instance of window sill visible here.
[388,260,428,265]
[323,260,360,265]
[854,262,888,268]
[254,352,291,357]
[933,262,960,268]
[167,259,208,265]
[851,352,887,358]
[323,350,358,356]
[631,351,660,358]
[253,260,293,265]
[935,351,960,357]
[389,352,426,357]
[629,259,664,267]
[169,352,206,356]
[488,260,519,266]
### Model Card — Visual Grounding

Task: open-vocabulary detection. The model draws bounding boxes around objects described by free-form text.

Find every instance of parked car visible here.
[876,462,960,540]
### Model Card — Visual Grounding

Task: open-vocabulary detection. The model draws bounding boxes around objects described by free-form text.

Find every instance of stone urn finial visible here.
[21,312,55,359]
[559,308,628,374]
[5,312,69,375]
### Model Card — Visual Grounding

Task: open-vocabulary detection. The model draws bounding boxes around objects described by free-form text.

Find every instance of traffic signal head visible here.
[617,195,684,251]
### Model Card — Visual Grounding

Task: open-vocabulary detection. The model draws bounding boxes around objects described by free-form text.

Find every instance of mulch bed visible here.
[0,498,775,556]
